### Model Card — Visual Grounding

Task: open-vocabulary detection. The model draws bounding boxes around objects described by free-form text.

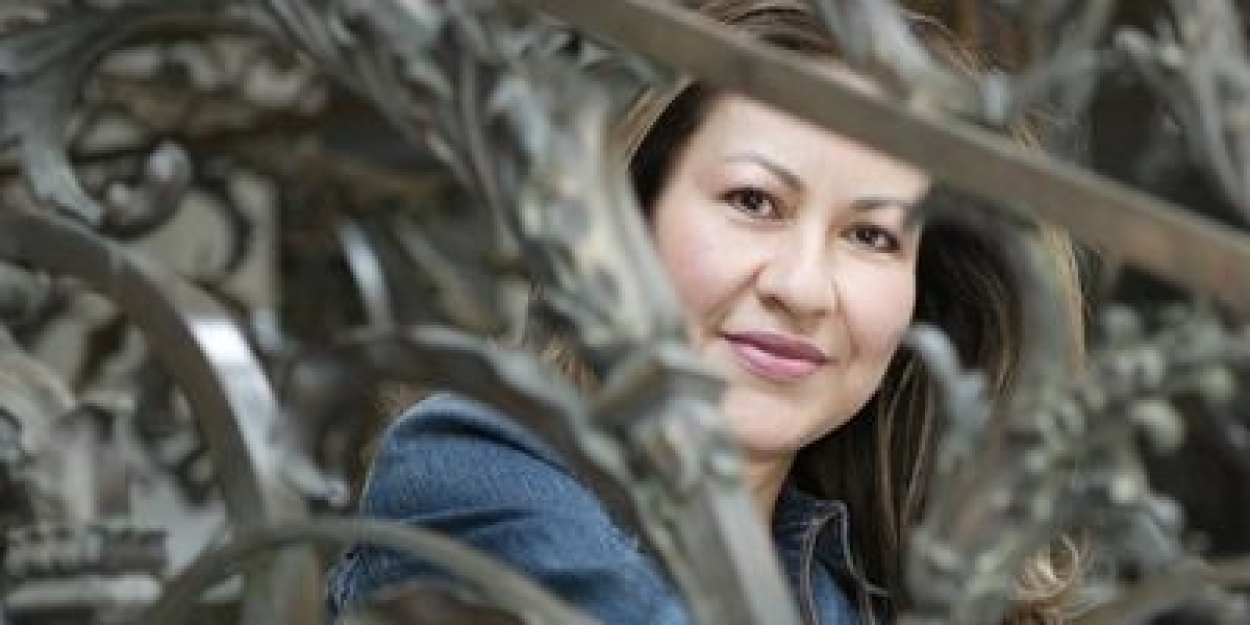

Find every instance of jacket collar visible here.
[772,483,890,599]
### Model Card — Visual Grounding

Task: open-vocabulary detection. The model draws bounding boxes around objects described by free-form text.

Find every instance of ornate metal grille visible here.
[0,1,1247,624]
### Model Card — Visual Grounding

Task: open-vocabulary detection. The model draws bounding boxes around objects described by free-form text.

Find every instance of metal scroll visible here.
[0,1,1247,624]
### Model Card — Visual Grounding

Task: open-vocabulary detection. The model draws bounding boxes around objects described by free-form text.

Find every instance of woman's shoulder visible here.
[382,392,557,455]
[362,392,588,517]
[333,393,691,623]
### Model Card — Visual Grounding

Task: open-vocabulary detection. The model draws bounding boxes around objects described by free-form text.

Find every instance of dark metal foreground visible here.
[0,1,1248,625]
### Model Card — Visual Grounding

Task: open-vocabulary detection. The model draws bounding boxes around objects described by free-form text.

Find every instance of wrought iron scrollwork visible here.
[0,1,1248,624]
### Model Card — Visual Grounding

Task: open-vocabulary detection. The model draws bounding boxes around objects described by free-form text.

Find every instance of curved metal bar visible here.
[336,219,396,330]
[899,203,1078,624]
[946,217,1075,624]
[136,518,597,625]
[0,206,317,625]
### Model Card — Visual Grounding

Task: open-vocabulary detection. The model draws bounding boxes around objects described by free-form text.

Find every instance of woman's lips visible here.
[724,331,829,382]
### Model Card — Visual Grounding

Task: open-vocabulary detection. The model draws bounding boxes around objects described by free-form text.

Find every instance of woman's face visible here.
[651,95,929,458]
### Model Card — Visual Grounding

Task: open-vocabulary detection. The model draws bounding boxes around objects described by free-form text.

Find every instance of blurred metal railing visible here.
[0,1,1247,624]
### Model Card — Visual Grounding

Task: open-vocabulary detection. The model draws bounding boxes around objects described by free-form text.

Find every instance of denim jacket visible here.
[327,394,877,624]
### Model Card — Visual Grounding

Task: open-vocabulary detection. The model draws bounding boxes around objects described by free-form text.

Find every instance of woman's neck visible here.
[742,452,795,526]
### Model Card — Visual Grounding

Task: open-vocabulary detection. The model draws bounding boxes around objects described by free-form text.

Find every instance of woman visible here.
[329,0,1085,623]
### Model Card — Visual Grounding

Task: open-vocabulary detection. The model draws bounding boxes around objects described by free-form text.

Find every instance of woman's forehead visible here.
[688,96,928,187]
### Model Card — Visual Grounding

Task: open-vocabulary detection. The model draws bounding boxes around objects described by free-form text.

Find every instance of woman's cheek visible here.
[841,263,916,355]
[656,205,739,315]
[665,234,730,317]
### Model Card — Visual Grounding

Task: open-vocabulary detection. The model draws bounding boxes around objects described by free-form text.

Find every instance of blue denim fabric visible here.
[327,393,868,624]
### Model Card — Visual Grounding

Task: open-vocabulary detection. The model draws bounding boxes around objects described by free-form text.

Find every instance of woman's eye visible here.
[723,188,780,219]
[848,224,901,252]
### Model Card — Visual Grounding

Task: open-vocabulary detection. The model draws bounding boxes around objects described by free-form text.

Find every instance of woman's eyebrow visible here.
[723,152,802,192]
[851,197,923,229]
[723,153,921,226]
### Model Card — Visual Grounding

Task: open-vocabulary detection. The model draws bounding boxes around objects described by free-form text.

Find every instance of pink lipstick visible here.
[724,331,829,382]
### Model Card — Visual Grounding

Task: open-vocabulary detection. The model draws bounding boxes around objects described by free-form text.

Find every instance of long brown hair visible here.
[618,0,1086,622]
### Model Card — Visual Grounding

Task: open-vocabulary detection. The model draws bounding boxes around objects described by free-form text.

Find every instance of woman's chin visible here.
[720,387,812,456]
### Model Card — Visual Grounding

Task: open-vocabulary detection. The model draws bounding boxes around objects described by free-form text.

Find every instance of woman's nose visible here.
[754,232,837,323]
